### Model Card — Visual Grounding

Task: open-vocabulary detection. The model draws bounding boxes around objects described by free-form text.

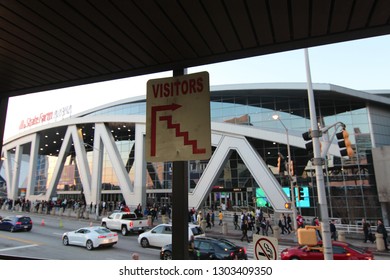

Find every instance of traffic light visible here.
[336,128,354,157]
[298,187,305,201]
[302,131,313,154]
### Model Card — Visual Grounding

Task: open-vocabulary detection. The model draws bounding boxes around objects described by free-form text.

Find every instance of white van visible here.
[138,223,205,248]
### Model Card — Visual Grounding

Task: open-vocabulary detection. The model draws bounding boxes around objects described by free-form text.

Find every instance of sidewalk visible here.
[203,219,390,258]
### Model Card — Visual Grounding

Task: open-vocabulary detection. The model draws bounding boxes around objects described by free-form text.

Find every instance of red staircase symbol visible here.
[159,115,206,154]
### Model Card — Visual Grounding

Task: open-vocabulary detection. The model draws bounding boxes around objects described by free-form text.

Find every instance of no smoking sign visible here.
[253,234,279,260]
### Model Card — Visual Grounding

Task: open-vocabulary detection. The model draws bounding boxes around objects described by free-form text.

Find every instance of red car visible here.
[280,241,374,260]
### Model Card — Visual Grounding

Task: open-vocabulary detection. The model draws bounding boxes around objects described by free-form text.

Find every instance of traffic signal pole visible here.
[304,49,333,260]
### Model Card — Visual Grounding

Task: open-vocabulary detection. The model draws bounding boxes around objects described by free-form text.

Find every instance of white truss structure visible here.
[2,117,340,211]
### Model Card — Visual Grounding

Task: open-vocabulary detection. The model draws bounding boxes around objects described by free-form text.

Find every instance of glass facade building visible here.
[2,83,390,224]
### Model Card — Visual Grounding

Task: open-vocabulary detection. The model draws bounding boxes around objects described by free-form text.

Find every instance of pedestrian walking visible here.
[240,219,250,243]
[233,212,239,230]
[296,212,304,228]
[377,219,389,251]
[218,210,223,225]
[283,214,290,234]
[286,214,292,232]
[255,216,261,234]
[330,219,337,241]
[206,211,211,229]
[266,217,273,235]
[362,219,374,243]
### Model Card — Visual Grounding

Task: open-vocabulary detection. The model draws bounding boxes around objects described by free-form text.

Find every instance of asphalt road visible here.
[0,210,161,260]
[1,210,389,260]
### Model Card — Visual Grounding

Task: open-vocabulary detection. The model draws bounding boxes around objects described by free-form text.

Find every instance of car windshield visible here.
[94,228,111,234]
[18,217,31,223]
[191,226,204,236]
[347,244,367,254]
[215,240,236,250]
[121,214,135,220]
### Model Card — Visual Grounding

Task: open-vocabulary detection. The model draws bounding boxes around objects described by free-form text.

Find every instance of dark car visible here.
[0,215,33,232]
[280,240,374,260]
[160,237,248,260]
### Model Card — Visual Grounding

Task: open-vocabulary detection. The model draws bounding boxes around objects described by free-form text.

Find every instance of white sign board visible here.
[146,72,211,162]
[253,234,279,260]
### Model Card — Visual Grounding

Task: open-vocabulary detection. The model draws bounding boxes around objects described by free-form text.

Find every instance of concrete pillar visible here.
[38,204,43,214]
[222,222,228,235]
[338,230,346,242]
[273,226,280,239]
[67,208,72,217]
[376,233,386,251]
[147,215,153,227]
[162,215,169,224]
[201,220,207,232]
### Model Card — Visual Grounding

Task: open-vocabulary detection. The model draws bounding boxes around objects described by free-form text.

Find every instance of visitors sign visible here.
[146,72,211,162]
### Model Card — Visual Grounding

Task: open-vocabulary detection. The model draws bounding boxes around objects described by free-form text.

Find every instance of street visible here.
[1,210,389,260]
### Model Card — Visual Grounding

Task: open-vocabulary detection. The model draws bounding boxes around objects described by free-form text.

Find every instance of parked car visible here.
[0,215,33,232]
[160,236,248,260]
[280,240,374,260]
[138,223,205,248]
[62,226,118,250]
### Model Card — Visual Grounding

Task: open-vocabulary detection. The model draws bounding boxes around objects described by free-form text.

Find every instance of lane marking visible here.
[0,233,42,245]
[0,244,39,252]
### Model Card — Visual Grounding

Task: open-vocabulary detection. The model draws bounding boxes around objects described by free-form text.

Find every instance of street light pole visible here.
[304,48,333,260]
[272,115,298,232]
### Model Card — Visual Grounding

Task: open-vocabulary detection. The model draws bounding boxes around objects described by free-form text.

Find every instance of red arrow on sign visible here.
[150,103,182,157]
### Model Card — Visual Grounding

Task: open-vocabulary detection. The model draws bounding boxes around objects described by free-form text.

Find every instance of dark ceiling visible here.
[1,0,389,98]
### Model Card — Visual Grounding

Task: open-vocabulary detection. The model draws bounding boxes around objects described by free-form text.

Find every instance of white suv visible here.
[138,223,205,248]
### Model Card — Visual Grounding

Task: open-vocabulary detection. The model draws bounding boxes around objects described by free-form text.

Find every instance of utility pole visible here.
[304,49,333,260]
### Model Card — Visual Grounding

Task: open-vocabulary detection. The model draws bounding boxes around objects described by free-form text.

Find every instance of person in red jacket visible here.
[296,212,304,228]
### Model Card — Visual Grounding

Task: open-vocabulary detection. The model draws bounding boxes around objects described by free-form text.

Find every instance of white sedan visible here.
[62,226,118,250]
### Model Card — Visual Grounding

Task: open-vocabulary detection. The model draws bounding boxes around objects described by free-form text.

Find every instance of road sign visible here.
[253,234,279,260]
[146,71,211,162]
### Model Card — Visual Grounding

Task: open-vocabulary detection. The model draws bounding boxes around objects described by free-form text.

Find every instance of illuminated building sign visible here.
[19,105,72,130]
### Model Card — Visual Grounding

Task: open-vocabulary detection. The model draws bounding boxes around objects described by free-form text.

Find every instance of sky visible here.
[4,34,390,140]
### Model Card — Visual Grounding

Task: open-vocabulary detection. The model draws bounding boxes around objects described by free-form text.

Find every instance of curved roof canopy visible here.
[1,0,389,97]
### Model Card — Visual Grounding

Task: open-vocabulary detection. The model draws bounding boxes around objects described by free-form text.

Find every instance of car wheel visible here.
[86,239,94,250]
[290,257,300,260]
[121,226,128,236]
[63,236,69,246]
[140,238,149,248]
[163,251,172,260]
[101,222,107,228]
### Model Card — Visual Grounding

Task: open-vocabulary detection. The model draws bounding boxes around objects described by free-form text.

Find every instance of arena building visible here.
[1,82,390,224]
